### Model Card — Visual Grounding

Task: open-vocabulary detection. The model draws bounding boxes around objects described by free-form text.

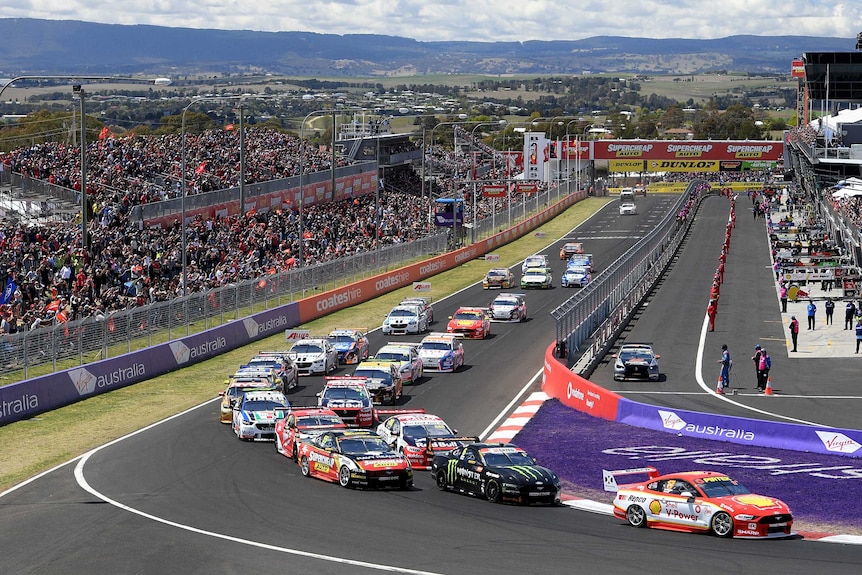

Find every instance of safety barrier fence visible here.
[552,181,700,359]
[0,187,586,425]
[542,343,862,458]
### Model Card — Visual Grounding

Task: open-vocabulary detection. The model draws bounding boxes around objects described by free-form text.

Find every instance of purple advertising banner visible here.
[615,397,862,458]
[0,302,300,426]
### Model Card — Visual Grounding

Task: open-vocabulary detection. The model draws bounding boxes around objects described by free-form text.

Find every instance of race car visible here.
[376,411,465,469]
[400,297,434,324]
[229,366,280,391]
[619,201,638,215]
[561,265,591,288]
[559,242,584,259]
[382,304,429,336]
[317,377,375,427]
[297,429,414,490]
[288,337,339,375]
[568,253,594,273]
[488,292,527,322]
[613,343,661,381]
[417,332,465,372]
[372,342,424,384]
[325,328,370,365]
[482,268,515,289]
[431,442,562,505]
[446,307,491,339]
[521,254,549,274]
[603,467,794,539]
[520,267,553,289]
[219,377,273,423]
[231,389,290,441]
[274,407,347,460]
[244,351,299,392]
[352,360,404,405]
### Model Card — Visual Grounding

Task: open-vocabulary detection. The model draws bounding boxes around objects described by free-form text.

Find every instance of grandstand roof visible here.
[802,51,862,103]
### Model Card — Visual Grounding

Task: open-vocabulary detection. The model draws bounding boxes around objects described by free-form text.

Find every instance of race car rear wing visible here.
[602,466,659,492]
[385,341,421,350]
[426,332,464,338]
[424,436,480,456]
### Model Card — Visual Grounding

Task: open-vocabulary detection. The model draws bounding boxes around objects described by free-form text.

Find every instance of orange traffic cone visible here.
[716,375,725,395]
[764,376,773,396]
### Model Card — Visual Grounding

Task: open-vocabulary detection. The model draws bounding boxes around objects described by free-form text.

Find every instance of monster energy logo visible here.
[505,466,543,480]
[447,459,458,484]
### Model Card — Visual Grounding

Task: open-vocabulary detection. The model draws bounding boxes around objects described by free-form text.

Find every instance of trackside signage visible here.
[615,398,862,458]
[0,302,300,425]
[541,344,620,420]
[1,191,586,426]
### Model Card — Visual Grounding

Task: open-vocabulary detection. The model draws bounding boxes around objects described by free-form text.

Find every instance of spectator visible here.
[789,315,800,352]
[807,299,817,330]
[716,344,731,393]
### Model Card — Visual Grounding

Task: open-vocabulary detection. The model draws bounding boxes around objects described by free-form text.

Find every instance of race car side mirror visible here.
[655,355,661,359]
[218,391,225,396]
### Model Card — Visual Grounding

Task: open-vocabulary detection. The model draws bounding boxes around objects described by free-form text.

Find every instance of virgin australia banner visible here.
[616,398,862,458]
[0,302,300,426]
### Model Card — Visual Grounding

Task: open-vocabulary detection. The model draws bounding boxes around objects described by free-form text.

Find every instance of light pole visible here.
[469,120,506,244]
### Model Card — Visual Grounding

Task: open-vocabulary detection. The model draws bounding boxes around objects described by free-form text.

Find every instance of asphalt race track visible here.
[2,194,861,575]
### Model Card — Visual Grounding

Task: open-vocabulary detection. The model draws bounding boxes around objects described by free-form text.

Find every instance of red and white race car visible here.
[376,411,469,469]
[297,429,413,489]
[446,307,491,339]
[603,467,794,539]
[274,407,347,460]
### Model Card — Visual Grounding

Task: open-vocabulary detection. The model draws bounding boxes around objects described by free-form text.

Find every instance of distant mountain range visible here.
[0,18,856,77]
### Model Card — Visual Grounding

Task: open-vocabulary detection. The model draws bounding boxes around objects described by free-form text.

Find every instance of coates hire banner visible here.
[0,190,587,427]
[591,140,783,162]
[542,343,862,458]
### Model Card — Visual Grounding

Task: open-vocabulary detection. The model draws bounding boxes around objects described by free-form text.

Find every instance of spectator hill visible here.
[0,18,854,76]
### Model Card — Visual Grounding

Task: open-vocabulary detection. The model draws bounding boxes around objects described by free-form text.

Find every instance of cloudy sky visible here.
[3,1,861,43]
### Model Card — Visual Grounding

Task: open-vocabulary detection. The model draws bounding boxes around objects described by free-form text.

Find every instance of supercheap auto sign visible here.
[592,140,783,163]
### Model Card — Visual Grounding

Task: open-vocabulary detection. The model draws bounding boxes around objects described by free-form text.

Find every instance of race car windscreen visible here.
[244,400,288,412]
[403,423,453,439]
[327,335,356,344]
[322,387,367,401]
[421,341,452,351]
[375,351,409,362]
[620,349,653,362]
[353,369,393,385]
[300,415,344,427]
[453,311,482,320]
[697,477,751,498]
[481,449,535,466]
[337,436,392,455]
[291,343,323,354]
[390,309,417,317]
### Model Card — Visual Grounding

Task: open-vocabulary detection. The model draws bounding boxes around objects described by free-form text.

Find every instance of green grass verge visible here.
[0,198,609,492]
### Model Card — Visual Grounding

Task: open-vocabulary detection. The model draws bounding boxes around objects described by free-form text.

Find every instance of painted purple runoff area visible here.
[0,302,300,426]
[515,399,862,527]
[615,397,862,458]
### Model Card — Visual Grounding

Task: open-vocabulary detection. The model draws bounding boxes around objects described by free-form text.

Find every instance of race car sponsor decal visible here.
[734,495,779,509]
[649,500,662,515]
[457,466,481,481]
[308,450,334,472]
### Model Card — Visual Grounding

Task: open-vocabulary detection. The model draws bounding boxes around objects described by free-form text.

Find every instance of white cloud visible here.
[1,1,860,43]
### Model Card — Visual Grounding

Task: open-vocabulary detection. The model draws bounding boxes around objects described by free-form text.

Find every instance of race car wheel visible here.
[485,480,501,503]
[299,456,311,477]
[710,512,734,538]
[338,466,352,488]
[435,470,449,491]
[626,505,648,528]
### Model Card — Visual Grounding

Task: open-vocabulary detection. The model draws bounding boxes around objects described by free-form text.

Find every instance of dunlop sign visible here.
[609,160,647,173]
[647,160,719,172]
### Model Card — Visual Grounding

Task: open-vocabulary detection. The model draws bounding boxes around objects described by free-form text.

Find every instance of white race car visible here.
[372,342,424,384]
[488,293,527,322]
[382,304,429,335]
[619,202,638,215]
[417,333,465,372]
[288,338,339,375]
[232,390,290,441]
[376,411,460,469]
[521,254,549,274]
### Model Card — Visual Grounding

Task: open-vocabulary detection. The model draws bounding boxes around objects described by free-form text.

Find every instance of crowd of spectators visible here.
[0,126,550,334]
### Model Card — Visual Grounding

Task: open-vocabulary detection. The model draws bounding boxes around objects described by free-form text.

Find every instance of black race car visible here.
[431,442,561,505]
